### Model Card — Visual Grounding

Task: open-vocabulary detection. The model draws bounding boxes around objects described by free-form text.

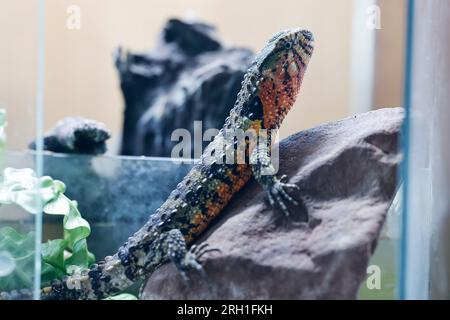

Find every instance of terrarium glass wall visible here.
[401,0,450,300]
[1,0,409,300]
[0,0,43,299]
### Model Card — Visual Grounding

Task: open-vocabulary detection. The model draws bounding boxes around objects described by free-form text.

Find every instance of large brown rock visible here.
[142,108,404,299]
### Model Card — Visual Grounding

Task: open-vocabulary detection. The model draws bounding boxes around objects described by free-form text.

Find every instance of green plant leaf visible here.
[61,198,94,271]
[0,167,95,292]
[63,200,91,249]
[0,168,66,214]
[41,239,67,271]
[43,193,71,216]
[65,239,92,271]
[41,261,66,287]
[0,227,35,291]
[0,227,67,290]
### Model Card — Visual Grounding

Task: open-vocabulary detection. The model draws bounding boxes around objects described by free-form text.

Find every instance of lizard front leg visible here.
[250,135,305,220]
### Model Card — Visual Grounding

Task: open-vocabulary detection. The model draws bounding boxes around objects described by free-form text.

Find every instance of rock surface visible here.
[115,18,253,157]
[29,117,111,155]
[142,107,404,300]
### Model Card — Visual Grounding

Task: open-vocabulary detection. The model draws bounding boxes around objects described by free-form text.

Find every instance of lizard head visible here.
[255,29,314,129]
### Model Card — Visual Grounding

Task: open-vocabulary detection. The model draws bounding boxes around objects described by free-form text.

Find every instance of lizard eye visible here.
[284,41,293,49]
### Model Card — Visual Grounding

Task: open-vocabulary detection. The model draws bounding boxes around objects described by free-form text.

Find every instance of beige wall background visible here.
[374,0,406,108]
[0,1,40,151]
[0,0,405,153]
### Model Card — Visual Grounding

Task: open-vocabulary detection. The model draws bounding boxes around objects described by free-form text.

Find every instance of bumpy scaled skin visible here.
[0,29,314,300]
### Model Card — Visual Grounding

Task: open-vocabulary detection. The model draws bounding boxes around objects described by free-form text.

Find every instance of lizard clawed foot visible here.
[178,250,207,286]
[178,244,221,295]
[190,242,221,262]
[173,257,214,298]
[266,175,302,219]
[179,243,221,285]
[165,229,220,288]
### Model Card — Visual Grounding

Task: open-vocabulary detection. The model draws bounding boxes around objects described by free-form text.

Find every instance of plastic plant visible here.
[0,167,95,291]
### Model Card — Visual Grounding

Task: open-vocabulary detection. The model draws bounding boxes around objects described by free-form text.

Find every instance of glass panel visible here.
[0,0,43,299]
[401,0,450,300]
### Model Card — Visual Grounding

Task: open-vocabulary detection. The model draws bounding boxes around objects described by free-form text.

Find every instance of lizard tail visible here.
[0,254,135,300]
